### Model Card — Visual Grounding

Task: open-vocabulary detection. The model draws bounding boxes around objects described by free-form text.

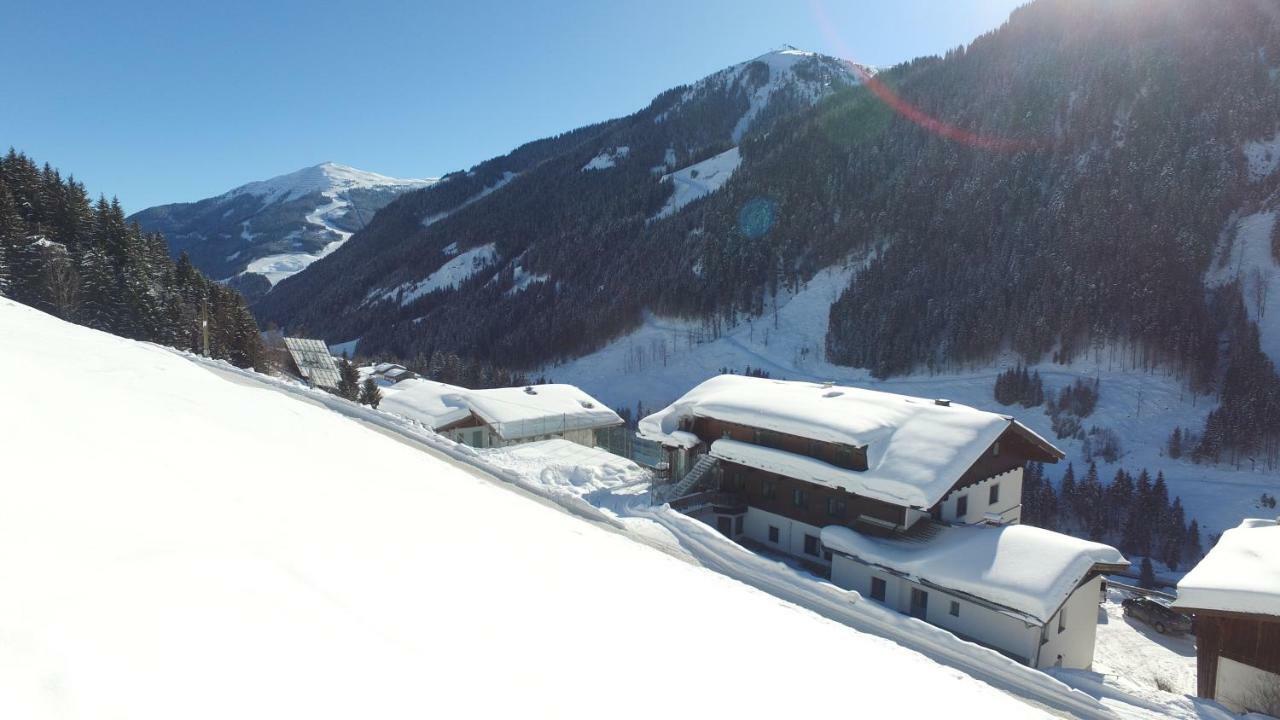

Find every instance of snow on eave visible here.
[712,438,924,508]
[1173,518,1280,617]
[821,523,1128,624]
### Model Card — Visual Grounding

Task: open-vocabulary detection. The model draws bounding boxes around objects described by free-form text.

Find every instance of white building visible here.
[822,523,1127,669]
[1173,517,1280,714]
[639,375,1128,670]
[375,378,622,449]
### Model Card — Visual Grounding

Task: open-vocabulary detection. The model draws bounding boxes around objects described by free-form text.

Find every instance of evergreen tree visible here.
[1058,463,1077,530]
[359,377,383,408]
[1167,426,1182,459]
[1139,557,1157,589]
[337,358,360,401]
[1183,520,1203,565]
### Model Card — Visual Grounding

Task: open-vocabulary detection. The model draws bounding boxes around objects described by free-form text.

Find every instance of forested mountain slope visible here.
[0,150,264,368]
[256,49,868,359]
[261,0,1280,469]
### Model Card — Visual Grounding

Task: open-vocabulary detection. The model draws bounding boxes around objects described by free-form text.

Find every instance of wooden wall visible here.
[1194,613,1280,699]
[719,461,906,529]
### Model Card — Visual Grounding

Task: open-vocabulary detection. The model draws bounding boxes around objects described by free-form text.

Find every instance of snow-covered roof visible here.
[639,375,1060,509]
[377,379,474,429]
[377,380,621,440]
[821,524,1127,624]
[1173,517,1280,616]
[466,384,623,441]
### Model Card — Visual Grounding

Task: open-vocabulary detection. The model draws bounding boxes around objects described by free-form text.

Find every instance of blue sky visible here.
[2,0,1026,211]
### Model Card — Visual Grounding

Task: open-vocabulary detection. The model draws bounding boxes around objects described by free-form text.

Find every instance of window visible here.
[827,497,847,518]
[955,494,969,519]
[910,588,929,619]
[870,577,887,602]
[1057,607,1067,634]
[803,534,821,557]
[761,478,776,500]
[823,549,832,562]
[949,601,960,617]
[768,525,780,543]
[989,483,1000,505]
[793,488,807,508]
[472,430,483,447]
[733,516,744,535]
[992,441,1001,457]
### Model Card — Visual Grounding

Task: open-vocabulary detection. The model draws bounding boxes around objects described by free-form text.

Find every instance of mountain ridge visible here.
[128,161,437,291]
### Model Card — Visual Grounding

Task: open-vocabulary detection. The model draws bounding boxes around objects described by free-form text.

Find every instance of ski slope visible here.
[0,298,1054,720]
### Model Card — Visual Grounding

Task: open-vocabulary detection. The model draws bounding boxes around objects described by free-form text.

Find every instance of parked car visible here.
[1122,596,1194,635]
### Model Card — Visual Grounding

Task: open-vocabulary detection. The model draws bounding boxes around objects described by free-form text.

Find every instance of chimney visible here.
[935,398,951,407]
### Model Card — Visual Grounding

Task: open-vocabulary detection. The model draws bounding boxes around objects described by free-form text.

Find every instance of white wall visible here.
[938,468,1023,525]
[743,507,831,566]
[1036,575,1103,670]
[451,425,600,449]
[1215,656,1280,714]
[831,554,1060,666]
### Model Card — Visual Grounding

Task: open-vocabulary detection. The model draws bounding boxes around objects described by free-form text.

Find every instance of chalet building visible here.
[369,362,419,385]
[639,375,1127,669]
[376,378,622,449]
[1174,518,1280,715]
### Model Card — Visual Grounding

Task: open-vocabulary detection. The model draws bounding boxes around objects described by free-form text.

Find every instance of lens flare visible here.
[810,0,1042,152]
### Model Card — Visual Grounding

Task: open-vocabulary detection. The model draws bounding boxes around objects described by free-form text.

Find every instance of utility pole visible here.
[201,296,210,357]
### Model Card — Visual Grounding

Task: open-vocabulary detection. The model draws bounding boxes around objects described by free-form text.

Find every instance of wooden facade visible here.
[691,417,868,470]
[718,462,907,529]
[680,416,1055,527]
[1187,610,1280,703]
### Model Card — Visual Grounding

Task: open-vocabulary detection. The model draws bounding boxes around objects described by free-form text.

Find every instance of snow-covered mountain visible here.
[257,46,870,345]
[0,297,1060,719]
[129,162,437,291]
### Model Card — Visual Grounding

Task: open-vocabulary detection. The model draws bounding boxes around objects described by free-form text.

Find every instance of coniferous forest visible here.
[0,150,264,368]
[252,0,1280,471]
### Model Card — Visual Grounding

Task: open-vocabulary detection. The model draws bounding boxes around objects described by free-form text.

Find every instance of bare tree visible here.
[41,247,80,319]
[1251,266,1270,318]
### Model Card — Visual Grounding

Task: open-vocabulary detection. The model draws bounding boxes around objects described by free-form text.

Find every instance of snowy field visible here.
[545,257,1278,538]
[0,298,1062,719]
[1087,590,1197,697]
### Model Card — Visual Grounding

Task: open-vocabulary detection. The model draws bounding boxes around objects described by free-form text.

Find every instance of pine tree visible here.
[1167,426,1182,459]
[1139,557,1157,588]
[1058,463,1077,530]
[1183,520,1203,565]
[359,377,383,408]
[337,359,360,401]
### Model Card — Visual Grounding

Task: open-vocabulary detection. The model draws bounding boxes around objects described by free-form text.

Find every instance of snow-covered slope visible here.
[652,146,742,220]
[129,162,437,286]
[0,298,1054,719]
[545,256,1277,539]
[659,47,873,143]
